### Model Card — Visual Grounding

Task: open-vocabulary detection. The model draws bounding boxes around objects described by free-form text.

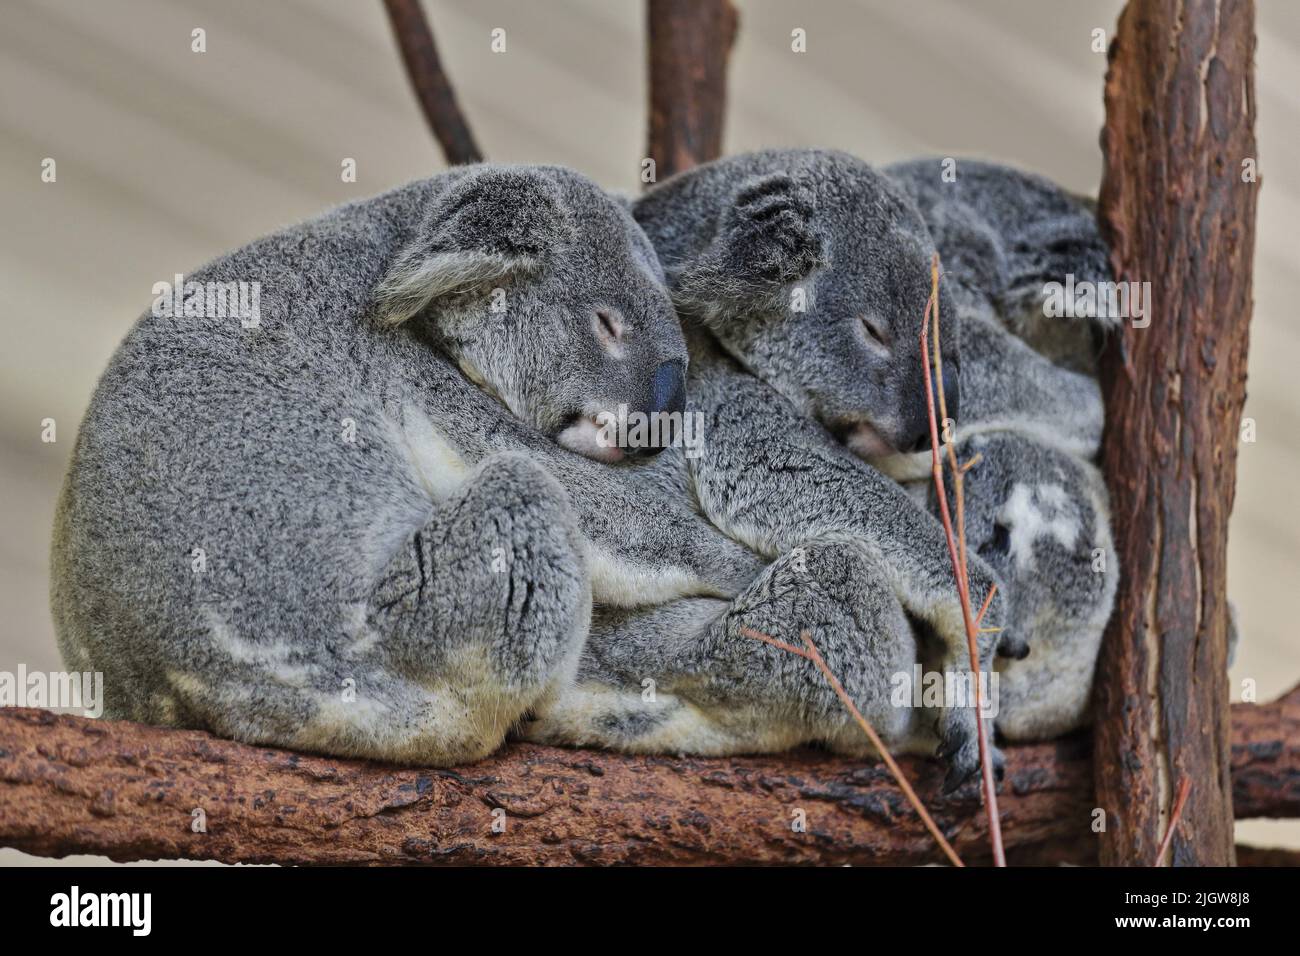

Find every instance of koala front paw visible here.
[726,173,825,286]
[964,564,1016,669]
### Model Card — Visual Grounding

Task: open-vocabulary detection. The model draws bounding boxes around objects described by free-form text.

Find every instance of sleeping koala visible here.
[874,157,1120,740]
[528,151,1116,784]
[51,164,769,766]
[877,315,1117,741]
[885,157,1116,374]
[526,150,1012,789]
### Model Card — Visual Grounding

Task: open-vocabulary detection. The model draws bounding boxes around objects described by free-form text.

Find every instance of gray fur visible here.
[530,151,1118,781]
[525,150,1013,789]
[886,157,1114,373]
[877,158,1120,740]
[51,164,766,765]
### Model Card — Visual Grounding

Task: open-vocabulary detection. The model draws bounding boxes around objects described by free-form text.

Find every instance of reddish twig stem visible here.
[920,254,1006,866]
[740,626,964,867]
[1156,777,1193,865]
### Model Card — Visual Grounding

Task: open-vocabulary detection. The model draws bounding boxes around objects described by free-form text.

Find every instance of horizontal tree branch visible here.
[0,685,1295,866]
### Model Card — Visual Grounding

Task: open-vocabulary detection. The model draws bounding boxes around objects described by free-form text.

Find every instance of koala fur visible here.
[874,158,1119,740]
[51,164,768,766]
[886,157,1116,374]
[525,150,1013,790]
[529,151,1117,783]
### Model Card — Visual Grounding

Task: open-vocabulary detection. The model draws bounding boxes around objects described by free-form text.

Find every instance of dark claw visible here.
[936,735,962,761]
[942,762,975,795]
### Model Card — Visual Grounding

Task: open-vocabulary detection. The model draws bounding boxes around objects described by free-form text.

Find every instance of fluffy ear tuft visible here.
[374,167,572,325]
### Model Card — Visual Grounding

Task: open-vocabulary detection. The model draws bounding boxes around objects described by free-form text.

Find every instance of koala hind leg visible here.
[524,538,932,760]
[359,452,591,763]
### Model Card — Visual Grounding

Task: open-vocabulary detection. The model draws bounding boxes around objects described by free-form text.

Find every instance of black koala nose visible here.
[648,360,685,418]
[626,361,685,459]
[905,362,960,454]
[942,362,960,424]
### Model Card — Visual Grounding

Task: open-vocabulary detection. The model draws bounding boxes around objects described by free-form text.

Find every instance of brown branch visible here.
[646,0,738,182]
[2,686,1293,866]
[1094,0,1258,866]
[383,0,483,165]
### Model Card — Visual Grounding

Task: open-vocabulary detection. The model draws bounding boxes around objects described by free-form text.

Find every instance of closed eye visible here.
[859,315,891,350]
[594,308,625,356]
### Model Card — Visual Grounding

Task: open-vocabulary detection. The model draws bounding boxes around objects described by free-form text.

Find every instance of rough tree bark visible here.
[382,0,483,165]
[646,0,738,181]
[0,687,1294,866]
[1094,0,1258,866]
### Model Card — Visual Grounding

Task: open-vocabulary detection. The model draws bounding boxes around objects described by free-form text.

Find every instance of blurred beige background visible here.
[1,0,1296,863]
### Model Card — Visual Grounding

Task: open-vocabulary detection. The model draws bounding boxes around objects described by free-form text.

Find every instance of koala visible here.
[885,157,1116,374]
[525,150,1013,790]
[51,164,769,766]
[873,317,1117,740]
[529,151,1118,782]
[874,158,1120,740]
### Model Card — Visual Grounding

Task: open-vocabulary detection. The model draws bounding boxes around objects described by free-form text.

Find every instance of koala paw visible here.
[726,173,824,286]
[965,564,1018,669]
[938,710,1004,794]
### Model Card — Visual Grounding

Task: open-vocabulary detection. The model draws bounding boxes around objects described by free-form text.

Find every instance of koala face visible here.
[636,149,961,456]
[377,165,687,463]
[931,433,1116,737]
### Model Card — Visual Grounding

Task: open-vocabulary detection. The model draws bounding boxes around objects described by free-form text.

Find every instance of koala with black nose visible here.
[51,164,766,766]
[885,157,1116,374]
[529,151,1117,782]
[876,319,1117,741]
[874,158,1120,740]
[522,150,1011,790]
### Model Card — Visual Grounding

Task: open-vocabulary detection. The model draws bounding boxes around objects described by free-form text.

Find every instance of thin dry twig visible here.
[1156,777,1193,865]
[382,0,484,165]
[920,253,1006,866]
[739,626,965,866]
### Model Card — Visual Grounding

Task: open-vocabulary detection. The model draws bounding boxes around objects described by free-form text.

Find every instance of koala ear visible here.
[374,167,574,325]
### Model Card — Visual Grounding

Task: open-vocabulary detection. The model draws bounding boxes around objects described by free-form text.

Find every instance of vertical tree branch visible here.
[646,0,738,181]
[383,0,484,165]
[1095,0,1258,866]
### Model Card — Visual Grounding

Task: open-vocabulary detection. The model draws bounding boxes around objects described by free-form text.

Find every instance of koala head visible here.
[376,165,687,463]
[635,149,960,458]
[926,433,1117,739]
[870,312,1105,483]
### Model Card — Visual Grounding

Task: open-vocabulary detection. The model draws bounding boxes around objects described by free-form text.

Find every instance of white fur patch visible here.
[374,250,527,325]
[203,608,312,685]
[1001,482,1080,570]
[396,403,469,502]
[557,417,625,463]
[585,542,714,605]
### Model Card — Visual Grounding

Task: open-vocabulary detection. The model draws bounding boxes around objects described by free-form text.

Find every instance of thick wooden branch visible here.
[646,0,738,182]
[1,687,1293,866]
[1094,0,1258,865]
[383,0,483,165]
